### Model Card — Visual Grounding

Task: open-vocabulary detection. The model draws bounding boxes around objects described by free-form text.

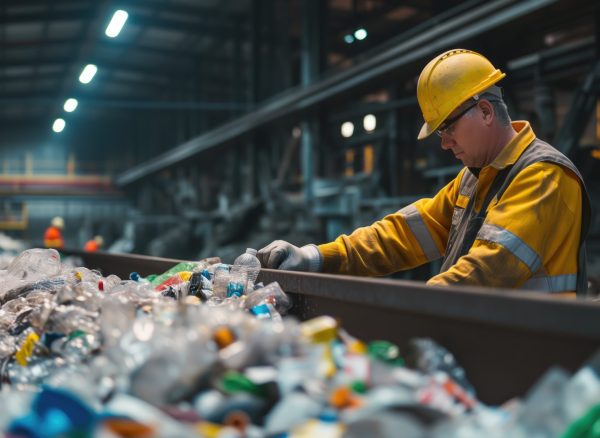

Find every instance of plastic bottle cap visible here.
[246,248,257,255]
[348,340,368,355]
[329,387,352,409]
[213,326,236,349]
[227,282,244,298]
[318,409,339,423]
[224,411,251,432]
[300,316,338,343]
[368,340,404,366]
[350,380,367,394]
[104,418,155,437]
[251,304,271,317]
[220,371,265,397]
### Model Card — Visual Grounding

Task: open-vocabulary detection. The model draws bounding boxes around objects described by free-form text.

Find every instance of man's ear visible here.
[479,100,494,126]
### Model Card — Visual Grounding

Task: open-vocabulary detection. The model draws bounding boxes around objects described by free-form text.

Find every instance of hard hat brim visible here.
[418,122,435,140]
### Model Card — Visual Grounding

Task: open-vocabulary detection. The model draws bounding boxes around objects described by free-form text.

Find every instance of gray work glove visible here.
[257,240,322,272]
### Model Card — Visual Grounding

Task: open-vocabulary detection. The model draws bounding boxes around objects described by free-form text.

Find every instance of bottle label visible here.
[16,332,40,366]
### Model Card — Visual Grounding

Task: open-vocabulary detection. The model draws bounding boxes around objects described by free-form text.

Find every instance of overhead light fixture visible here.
[341,122,354,138]
[64,98,78,113]
[79,64,97,84]
[354,28,368,41]
[363,114,377,132]
[105,10,129,38]
[52,118,65,133]
[344,34,355,44]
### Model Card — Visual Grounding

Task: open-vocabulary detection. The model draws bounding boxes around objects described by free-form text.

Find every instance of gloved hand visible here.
[257,240,322,272]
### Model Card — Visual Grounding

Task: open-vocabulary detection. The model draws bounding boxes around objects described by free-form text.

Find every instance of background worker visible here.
[258,49,590,296]
[84,235,104,252]
[43,216,65,250]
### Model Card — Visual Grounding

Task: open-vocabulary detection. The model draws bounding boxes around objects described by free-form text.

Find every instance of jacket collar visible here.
[489,121,536,170]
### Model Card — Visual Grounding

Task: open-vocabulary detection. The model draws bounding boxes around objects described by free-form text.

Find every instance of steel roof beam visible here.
[119,0,244,22]
[116,0,559,186]
[126,15,246,38]
[0,56,240,82]
[1,8,94,23]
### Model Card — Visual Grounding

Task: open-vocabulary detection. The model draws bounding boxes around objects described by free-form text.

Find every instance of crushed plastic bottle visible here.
[233,248,261,288]
[244,281,292,317]
[227,268,248,298]
[212,264,232,299]
[406,337,475,395]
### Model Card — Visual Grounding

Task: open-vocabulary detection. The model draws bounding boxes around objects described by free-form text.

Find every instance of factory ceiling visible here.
[0,0,595,168]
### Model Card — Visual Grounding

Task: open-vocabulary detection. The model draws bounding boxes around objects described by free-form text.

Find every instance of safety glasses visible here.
[435,101,479,137]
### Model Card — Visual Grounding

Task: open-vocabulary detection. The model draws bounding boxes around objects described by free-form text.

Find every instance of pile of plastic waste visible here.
[0,232,25,269]
[0,248,598,438]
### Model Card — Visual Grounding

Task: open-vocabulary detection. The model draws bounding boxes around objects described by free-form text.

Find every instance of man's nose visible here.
[440,134,455,150]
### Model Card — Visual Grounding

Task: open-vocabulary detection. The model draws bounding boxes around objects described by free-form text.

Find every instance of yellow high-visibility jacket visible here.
[318,121,584,294]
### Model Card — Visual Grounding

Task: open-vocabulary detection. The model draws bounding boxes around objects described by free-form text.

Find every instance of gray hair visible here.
[478,85,511,126]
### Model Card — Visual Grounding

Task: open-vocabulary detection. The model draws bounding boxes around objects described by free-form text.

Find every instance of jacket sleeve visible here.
[318,170,465,276]
[427,162,582,290]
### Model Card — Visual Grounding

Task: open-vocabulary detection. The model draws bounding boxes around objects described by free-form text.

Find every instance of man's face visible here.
[437,101,489,168]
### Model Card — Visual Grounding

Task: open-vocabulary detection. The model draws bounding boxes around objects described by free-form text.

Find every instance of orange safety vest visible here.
[44,226,64,249]
[84,240,100,252]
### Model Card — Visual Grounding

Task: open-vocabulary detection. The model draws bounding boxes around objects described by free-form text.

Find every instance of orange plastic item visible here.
[213,326,236,349]
[329,386,363,409]
[103,419,155,437]
[223,411,250,432]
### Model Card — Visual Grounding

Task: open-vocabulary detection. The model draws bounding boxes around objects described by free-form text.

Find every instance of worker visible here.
[44,216,65,249]
[84,235,104,252]
[258,49,591,296]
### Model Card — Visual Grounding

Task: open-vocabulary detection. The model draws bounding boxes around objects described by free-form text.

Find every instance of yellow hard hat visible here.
[417,49,506,140]
[51,216,64,229]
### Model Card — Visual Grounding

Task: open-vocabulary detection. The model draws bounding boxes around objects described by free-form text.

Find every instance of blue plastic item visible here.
[8,387,97,438]
[227,282,244,298]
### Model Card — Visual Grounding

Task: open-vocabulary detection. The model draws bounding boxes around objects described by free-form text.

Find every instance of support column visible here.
[387,86,400,197]
[250,0,262,105]
[300,0,326,207]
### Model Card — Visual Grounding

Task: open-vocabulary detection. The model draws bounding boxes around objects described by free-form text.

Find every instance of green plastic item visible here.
[351,380,367,394]
[145,274,157,282]
[367,340,404,366]
[560,404,600,438]
[68,330,87,340]
[150,262,199,286]
[220,371,266,398]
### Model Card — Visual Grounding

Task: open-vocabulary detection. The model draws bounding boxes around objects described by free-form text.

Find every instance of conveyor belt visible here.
[67,250,600,405]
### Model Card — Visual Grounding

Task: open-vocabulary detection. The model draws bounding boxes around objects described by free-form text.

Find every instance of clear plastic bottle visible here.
[233,248,261,286]
[244,282,291,315]
[212,264,232,299]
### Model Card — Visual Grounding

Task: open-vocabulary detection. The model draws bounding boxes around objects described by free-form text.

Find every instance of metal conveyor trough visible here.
[68,249,600,405]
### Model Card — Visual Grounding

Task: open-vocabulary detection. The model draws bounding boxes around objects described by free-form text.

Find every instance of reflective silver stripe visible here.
[459,170,477,196]
[476,223,542,273]
[522,274,577,293]
[398,204,441,261]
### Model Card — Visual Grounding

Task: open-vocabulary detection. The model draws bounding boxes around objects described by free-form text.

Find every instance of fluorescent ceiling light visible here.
[105,10,129,38]
[354,28,368,40]
[52,118,65,133]
[64,98,78,112]
[79,64,97,84]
